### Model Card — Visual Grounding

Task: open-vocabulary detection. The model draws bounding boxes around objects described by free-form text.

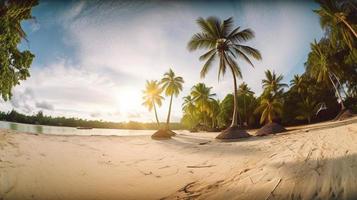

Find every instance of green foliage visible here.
[0,110,184,130]
[237,82,258,126]
[262,70,287,96]
[255,92,283,124]
[314,0,357,49]
[295,97,318,124]
[282,74,339,125]
[217,94,233,128]
[187,83,216,130]
[160,69,184,97]
[181,82,259,131]
[190,83,215,113]
[0,0,38,101]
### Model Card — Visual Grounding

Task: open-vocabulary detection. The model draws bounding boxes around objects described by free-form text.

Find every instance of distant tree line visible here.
[0,110,184,130]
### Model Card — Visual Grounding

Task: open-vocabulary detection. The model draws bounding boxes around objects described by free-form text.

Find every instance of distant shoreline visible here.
[0,110,184,130]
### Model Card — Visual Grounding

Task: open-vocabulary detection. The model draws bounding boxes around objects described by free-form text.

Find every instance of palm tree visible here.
[208,99,220,129]
[306,39,345,110]
[191,83,215,113]
[262,70,288,96]
[191,83,215,127]
[187,16,261,139]
[296,97,317,124]
[160,69,184,129]
[217,94,234,128]
[237,82,254,126]
[290,74,304,94]
[255,93,283,125]
[182,95,196,116]
[315,0,357,49]
[142,80,164,127]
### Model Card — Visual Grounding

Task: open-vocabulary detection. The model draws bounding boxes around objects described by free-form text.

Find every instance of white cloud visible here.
[35,101,54,110]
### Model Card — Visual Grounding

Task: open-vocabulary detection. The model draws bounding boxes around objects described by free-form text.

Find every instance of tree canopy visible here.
[0,0,38,100]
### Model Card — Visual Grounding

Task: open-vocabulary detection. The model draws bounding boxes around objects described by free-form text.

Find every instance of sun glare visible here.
[116,87,142,119]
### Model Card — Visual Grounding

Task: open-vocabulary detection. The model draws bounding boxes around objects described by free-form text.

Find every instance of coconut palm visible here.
[306,39,345,110]
[315,0,357,49]
[191,83,215,127]
[255,93,283,125]
[142,80,164,127]
[160,69,184,129]
[262,70,288,96]
[296,97,318,124]
[181,95,199,130]
[208,99,220,129]
[237,82,254,126]
[191,83,216,113]
[290,74,304,94]
[187,16,261,139]
[217,94,234,128]
[182,95,196,116]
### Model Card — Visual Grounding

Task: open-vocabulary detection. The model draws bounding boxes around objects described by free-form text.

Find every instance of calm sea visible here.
[0,121,163,136]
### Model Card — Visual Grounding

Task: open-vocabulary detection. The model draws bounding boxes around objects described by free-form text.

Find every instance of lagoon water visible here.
[0,121,158,136]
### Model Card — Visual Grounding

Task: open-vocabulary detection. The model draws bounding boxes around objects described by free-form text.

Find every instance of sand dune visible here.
[1,117,357,200]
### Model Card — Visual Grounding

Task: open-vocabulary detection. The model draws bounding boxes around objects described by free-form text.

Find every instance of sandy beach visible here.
[1,117,357,200]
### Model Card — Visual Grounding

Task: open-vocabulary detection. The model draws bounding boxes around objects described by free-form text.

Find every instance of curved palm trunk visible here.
[333,72,349,98]
[230,68,239,127]
[153,102,160,128]
[166,94,173,129]
[328,72,345,110]
[243,96,247,125]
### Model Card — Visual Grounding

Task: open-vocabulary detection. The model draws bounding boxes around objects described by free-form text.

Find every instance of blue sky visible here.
[2,0,324,122]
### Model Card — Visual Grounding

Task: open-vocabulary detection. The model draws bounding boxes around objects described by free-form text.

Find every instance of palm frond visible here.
[200,53,216,78]
[234,44,262,60]
[199,49,217,61]
[187,33,215,51]
[229,28,255,43]
[221,17,234,37]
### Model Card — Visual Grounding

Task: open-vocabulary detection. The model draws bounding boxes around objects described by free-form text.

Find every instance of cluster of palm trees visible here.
[142,69,184,133]
[255,70,287,125]
[181,70,289,132]
[303,0,356,117]
[181,83,217,131]
[144,0,356,140]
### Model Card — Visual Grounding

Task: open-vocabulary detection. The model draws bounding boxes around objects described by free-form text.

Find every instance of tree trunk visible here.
[268,109,273,124]
[166,94,173,129]
[243,95,247,125]
[230,67,239,127]
[332,72,349,98]
[328,72,345,110]
[153,102,160,128]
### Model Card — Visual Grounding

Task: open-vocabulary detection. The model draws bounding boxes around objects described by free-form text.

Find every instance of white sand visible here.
[1,117,357,200]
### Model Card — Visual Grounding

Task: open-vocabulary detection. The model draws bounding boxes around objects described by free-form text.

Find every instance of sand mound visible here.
[215,126,251,140]
[256,122,286,136]
[335,109,355,121]
[151,129,175,140]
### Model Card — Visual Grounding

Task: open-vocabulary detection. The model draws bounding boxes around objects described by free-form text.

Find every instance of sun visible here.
[116,87,142,118]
